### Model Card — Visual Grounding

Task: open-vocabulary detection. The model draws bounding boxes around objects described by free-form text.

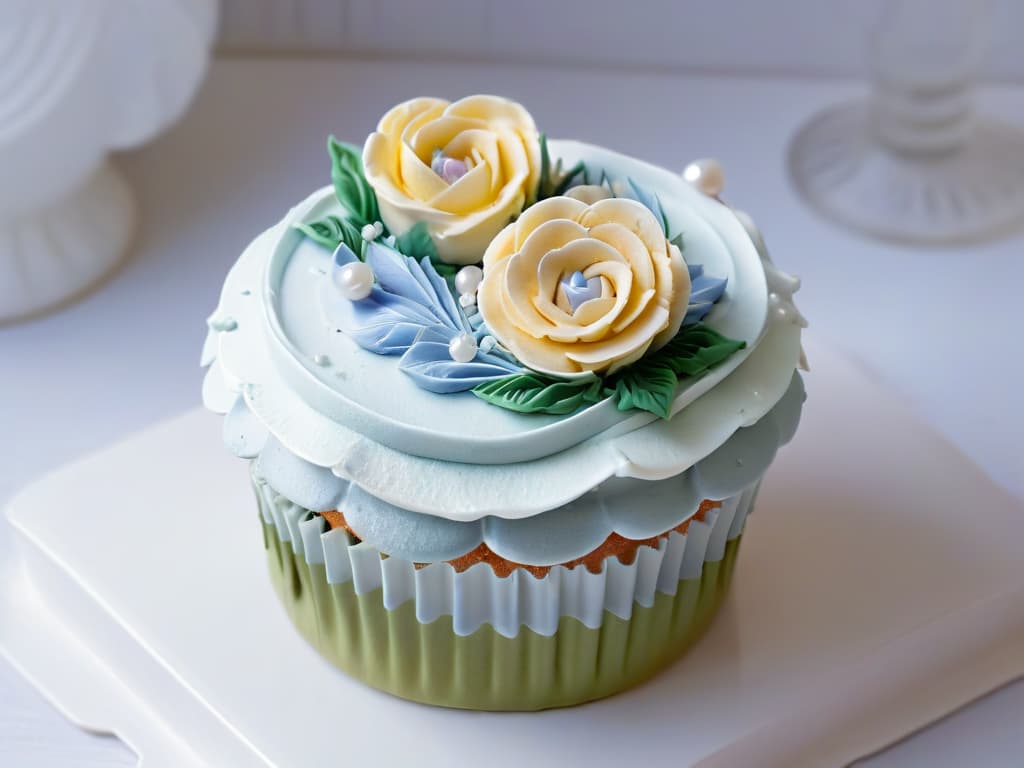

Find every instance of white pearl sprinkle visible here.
[448,332,478,363]
[360,223,377,241]
[682,158,725,197]
[454,265,484,296]
[479,335,497,354]
[334,261,374,301]
[458,293,477,308]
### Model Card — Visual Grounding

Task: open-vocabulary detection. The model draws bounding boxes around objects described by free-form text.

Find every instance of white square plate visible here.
[3,338,1023,767]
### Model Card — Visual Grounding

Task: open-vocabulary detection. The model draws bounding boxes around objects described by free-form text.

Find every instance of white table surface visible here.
[1,55,1022,766]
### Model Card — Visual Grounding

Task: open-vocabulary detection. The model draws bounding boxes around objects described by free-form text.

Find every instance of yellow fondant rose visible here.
[477,196,690,376]
[362,95,541,265]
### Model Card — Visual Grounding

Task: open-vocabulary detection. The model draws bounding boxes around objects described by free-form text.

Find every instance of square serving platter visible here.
[2,338,1023,767]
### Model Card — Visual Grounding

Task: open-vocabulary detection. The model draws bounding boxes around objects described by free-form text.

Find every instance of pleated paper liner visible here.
[256,478,757,711]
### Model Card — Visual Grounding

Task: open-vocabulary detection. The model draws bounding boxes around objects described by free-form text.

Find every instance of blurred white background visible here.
[2,1,1023,766]
[216,0,1024,80]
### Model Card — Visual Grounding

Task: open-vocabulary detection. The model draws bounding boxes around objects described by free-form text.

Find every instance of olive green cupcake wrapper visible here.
[255,478,757,638]
[263,516,743,710]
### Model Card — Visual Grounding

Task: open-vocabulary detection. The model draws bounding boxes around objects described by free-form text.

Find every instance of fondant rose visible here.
[362,95,541,265]
[477,196,690,375]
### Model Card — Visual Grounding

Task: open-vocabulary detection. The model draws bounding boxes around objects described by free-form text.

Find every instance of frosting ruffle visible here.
[238,372,802,565]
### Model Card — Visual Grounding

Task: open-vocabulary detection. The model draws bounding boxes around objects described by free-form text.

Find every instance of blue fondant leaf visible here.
[420,256,468,331]
[365,243,437,312]
[625,177,670,236]
[684,262,728,325]
[330,240,480,365]
[334,287,445,355]
[399,340,522,394]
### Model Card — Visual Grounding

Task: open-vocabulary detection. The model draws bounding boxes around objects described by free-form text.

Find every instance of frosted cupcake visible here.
[202,95,807,710]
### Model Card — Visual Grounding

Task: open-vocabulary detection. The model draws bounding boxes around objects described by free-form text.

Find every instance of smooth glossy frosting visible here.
[203,138,806,526]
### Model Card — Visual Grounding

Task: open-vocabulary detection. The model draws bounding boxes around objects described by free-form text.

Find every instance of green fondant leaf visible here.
[327,136,380,226]
[293,215,364,255]
[655,323,747,377]
[607,363,678,419]
[537,132,587,201]
[394,221,437,260]
[393,221,460,277]
[538,133,551,198]
[552,160,586,196]
[431,261,460,278]
[601,323,746,419]
[472,372,605,415]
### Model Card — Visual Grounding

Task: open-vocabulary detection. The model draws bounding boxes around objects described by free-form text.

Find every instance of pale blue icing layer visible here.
[249,139,771,465]
[234,372,803,565]
[203,139,807,523]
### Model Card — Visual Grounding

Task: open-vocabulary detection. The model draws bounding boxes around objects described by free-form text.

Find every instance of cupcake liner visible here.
[256,479,756,638]
[255,478,759,710]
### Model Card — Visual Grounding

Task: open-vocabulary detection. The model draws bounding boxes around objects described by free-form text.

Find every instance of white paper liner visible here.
[256,480,758,639]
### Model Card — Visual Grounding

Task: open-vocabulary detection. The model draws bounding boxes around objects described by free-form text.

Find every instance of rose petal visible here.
[565,303,670,369]
[579,198,666,258]
[446,130,504,195]
[570,296,618,325]
[586,222,655,289]
[513,197,587,250]
[650,239,690,350]
[428,161,494,214]
[504,219,587,338]
[446,94,537,131]
[379,97,448,137]
[408,116,484,159]
[565,185,614,204]
[399,141,448,201]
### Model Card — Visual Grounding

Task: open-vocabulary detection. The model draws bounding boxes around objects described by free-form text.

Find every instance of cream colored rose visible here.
[362,95,541,265]
[477,196,690,376]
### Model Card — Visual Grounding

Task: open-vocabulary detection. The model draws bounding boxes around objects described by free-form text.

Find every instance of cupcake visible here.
[202,94,807,710]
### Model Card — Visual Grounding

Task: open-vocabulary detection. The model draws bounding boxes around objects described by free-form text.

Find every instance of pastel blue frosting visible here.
[235,371,805,566]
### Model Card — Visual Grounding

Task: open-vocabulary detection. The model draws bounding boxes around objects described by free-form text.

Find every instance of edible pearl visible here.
[454,265,484,296]
[682,158,724,197]
[360,223,377,241]
[448,332,478,363]
[334,261,374,301]
[458,293,477,308]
